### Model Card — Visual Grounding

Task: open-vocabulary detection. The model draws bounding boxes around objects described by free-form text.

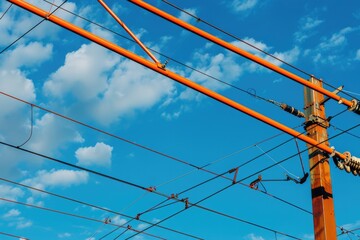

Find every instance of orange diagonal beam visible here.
[128,0,355,109]
[7,0,346,160]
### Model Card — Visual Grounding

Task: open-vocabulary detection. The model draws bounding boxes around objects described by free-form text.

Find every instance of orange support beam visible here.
[128,0,355,109]
[7,0,346,161]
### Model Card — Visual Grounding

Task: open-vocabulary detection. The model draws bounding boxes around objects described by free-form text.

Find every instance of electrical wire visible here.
[0,0,68,55]
[0,177,203,240]
[161,0,360,103]
[0,231,29,240]
[0,3,12,21]
[17,104,34,148]
[39,0,304,113]
[161,0,311,77]
[127,121,360,240]
[0,197,166,240]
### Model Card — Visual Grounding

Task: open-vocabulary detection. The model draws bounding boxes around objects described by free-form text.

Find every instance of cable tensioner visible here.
[333,151,360,176]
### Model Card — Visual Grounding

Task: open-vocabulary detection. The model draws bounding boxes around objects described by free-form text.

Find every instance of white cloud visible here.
[16,219,32,229]
[28,113,84,155]
[111,215,127,225]
[26,197,44,207]
[231,0,258,12]
[58,232,72,238]
[22,169,89,190]
[0,42,53,70]
[178,8,197,22]
[0,184,24,202]
[294,15,323,42]
[355,49,360,60]
[92,60,174,125]
[244,233,265,240]
[3,209,21,218]
[319,27,354,50]
[75,142,113,167]
[43,43,120,100]
[136,223,149,230]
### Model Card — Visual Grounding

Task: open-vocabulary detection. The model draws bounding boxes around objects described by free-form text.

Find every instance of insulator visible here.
[280,103,305,118]
[349,99,360,115]
[345,164,351,173]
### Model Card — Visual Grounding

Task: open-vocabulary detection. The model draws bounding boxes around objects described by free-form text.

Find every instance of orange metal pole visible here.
[8,0,346,161]
[98,0,162,66]
[128,0,354,108]
[304,77,337,239]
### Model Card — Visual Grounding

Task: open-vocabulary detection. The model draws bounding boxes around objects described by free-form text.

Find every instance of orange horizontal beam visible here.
[128,0,354,108]
[8,0,346,160]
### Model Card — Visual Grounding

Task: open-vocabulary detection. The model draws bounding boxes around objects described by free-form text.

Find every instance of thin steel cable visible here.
[161,0,312,78]
[161,0,360,103]
[0,231,29,240]
[126,121,360,239]
[255,144,299,178]
[0,197,165,240]
[0,0,68,55]
[39,0,298,111]
[0,3,12,21]
[0,177,203,240]
[294,138,306,175]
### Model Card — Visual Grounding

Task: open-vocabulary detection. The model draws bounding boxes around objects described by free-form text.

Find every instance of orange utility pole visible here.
[304,77,337,239]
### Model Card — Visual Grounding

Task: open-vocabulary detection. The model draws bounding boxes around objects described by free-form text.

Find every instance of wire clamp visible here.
[135,213,141,220]
[169,193,178,199]
[104,217,111,224]
[127,225,132,229]
[249,175,262,189]
[183,198,189,209]
[146,186,156,192]
[229,167,239,184]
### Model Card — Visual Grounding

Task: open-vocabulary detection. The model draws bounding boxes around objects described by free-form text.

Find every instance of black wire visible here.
[161,0,312,78]
[0,3,12,21]
[39,0,290,111]
[0,177,204,240]
[126,121,360,240]
[0,231,29,240]
[0,197,165,240]
[17,104,34,148]
[0,0,68,55]
[161,0,360,103]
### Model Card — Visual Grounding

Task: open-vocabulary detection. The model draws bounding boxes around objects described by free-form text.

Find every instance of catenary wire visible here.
[0,139,299,240]
[0,91,349,229]
[0,231,29,240]
[0,0,68,55]
[0,3,12,21]
[127,121,360,239]
[38,0,305,111]
[0,177,203,240]
[160,0,360,102]
[0,197,165,240]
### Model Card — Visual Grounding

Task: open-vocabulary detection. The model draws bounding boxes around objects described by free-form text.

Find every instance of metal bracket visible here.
[319,85,344,105]
[304,114,329,129]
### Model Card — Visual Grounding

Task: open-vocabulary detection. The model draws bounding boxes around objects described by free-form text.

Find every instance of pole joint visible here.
[303,114,329,129]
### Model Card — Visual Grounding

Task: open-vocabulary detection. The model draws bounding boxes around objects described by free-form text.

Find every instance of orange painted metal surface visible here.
[98,0,161,65]
[128,0,354,108]
[304,77,337,239]
[8,0,346,161]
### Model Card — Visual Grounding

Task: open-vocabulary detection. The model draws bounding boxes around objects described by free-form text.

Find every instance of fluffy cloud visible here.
[75,142,113,167]
[244,233,265,240]
[0,42,53,70]
[22,169,89,190]
[356,49,360,61]
[294,15,323,43]
[178,8,197,23]
[3,209,21,218]
[231,0,258,12]
[43,43,120,100]
[0,184,24,202]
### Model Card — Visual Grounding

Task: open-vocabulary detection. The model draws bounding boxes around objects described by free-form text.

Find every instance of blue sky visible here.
[0,0,360,239]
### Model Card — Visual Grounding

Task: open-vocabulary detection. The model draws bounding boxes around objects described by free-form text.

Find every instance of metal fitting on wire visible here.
[333,152,360,176]
[349,99,360,115]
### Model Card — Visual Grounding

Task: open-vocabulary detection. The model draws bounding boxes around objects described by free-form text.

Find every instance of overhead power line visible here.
[0,197,165,240]
[0,177,203,240]
[0,0,68,55]
[0,231,29,240]
[126,121,360,240]
[0,3,12,21]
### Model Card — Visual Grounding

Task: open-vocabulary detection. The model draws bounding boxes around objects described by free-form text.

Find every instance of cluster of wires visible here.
[1,0,360,239]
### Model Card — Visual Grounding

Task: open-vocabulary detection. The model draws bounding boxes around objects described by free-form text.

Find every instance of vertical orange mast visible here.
[304,77,337,239]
